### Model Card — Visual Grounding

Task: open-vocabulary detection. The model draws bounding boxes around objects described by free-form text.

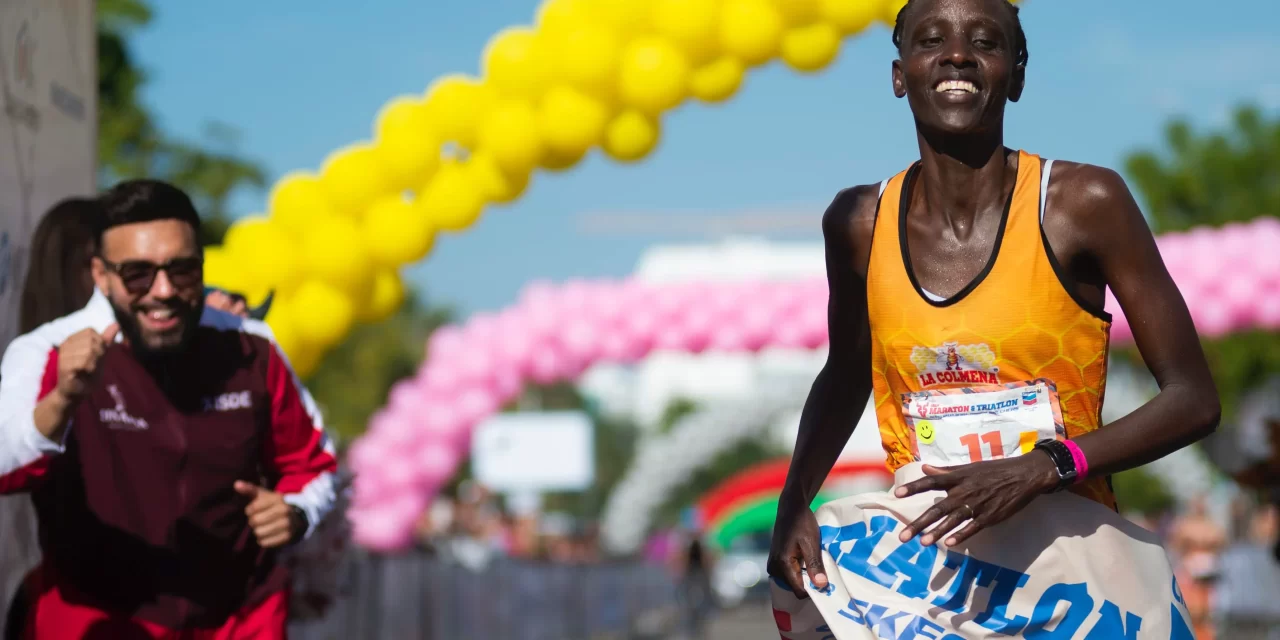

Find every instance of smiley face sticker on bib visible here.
[901,379,1067,466]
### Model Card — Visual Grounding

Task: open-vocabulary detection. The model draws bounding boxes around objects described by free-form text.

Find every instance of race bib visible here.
[901,379,1066,467]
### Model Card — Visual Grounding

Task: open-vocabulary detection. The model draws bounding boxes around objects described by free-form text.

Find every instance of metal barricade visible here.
[288,549,685,640]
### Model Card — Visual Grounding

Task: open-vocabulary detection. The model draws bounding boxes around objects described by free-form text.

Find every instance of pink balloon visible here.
[771,317,808,350]
[369,411,420,449]
[415,442,459,488]
[454,344,497,387]
[1193,296,1233,338]
[421,402,465,442]
[518,280,559,309]
[1220,276,1259,325]
[528,344,567,384]
[740,304,776,352]
[560,318,603,363]
[346,437,387,473]
[387,381,429,415]
[709,325,748,352]
[1255,290,1280,330]
[679,307,715,353]
[421,359,464,397]
[489,364,524,404]
[455,387,500,427]
[350,497,423,551]
[425,326,466,362]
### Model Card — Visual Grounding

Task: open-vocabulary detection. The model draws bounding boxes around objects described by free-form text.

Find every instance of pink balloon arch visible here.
[347,217,1280,550]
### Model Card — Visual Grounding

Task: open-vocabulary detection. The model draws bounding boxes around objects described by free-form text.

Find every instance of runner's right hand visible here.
[55,325,119,400]
[767,505,828,599]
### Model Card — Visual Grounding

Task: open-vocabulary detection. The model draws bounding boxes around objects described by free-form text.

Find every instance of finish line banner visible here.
[771,464,1196,639]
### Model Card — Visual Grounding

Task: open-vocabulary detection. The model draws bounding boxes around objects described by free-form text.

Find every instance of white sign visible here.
[471,411,595,493]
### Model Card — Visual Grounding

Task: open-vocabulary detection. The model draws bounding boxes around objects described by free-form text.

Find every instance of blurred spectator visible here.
[18,197,99,333]
[1168,496,1226,639]
[1216,503,1280,638]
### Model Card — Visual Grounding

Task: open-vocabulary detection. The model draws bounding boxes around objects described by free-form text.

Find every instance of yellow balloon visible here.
[268,172,340,236]
[224,217,303,296]
[286,344,323,379]
[290,280,356,348]
[780,23,841,73]
[603,110,661,162]
[423,75,495,149]
[374,96,440,191]
[265,296,306,359]
[320,143,392,217]
[819,0,879,34]
[719,0,785,66]
[467,153,531,204]
[418,163,486,232]
[362,196,435,267]
[540,146,589,172]
[618,37,691,114]
[650,0,722,65]
[478,100,544,177]
[301,215,375,294]
[552,22,622,96]
[584,0,651,37]
[689,56,745,103]
[537,0,592,39]
[202,246,243,294]
[483,27,548,99]
[539,85,610,159]
[356,269,406,324]
[771,0,821,25]
[882,0,909,25]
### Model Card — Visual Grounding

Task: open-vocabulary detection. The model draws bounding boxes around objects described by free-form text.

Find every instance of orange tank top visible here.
[867,151,1116,509]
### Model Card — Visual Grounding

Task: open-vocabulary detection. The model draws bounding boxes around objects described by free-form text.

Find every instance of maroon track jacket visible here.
[0,291,338,628]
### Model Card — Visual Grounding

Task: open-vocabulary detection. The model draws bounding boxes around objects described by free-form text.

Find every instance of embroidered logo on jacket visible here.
[202,391,252,412]
[99,385,149,431]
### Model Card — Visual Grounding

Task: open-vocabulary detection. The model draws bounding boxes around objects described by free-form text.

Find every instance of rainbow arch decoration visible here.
[697,458,892,548]
[345,216,1280,551]
[199,0,933,376]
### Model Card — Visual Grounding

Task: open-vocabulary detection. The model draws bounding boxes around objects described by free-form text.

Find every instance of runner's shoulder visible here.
[822,183,880,251]
[1044,160,1140,229]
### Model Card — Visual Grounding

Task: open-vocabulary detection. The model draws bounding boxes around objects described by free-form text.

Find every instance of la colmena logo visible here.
[813,516,1195,639]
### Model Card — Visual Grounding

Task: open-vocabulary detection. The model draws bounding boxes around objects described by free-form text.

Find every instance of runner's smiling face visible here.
[892,0,1024,136]
[93,219,205,355]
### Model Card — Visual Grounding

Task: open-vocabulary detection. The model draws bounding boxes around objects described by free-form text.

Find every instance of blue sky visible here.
[133,0,1280,315]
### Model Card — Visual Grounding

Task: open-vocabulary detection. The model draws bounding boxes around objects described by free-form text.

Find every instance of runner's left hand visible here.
[235,481,304,548]
[893,452,1060,547]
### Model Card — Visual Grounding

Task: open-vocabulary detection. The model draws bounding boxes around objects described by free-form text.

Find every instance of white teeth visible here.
[935,80,977,94]
[147,309,173,320]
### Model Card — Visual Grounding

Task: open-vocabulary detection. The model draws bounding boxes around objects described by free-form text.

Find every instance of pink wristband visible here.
[1062,440,1088,484]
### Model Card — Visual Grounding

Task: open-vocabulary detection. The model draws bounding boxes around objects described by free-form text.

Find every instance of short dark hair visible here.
[19,198,100,332]
[96,179,201,244]
[892,0,1029,67]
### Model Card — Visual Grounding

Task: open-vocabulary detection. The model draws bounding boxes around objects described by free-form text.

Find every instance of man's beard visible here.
[110,297,203,359]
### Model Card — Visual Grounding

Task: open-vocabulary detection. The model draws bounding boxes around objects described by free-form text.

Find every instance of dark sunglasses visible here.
[99,255,204,295]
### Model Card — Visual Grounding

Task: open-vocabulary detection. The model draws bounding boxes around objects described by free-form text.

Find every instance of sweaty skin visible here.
[767,0,1219,598]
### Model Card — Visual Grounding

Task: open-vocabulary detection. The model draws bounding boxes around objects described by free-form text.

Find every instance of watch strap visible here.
[1033,439,1077,492]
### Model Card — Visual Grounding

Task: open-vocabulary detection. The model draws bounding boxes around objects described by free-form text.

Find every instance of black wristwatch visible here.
[287,505,310,543]
[1033,439,1077,492]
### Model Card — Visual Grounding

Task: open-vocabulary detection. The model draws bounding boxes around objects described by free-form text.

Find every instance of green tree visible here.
[97,0,265,245]
[1123,105,1280,419]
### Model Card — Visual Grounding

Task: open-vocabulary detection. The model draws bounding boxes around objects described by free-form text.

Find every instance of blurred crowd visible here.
[1130,494,1280,639]
[412,481,605,569]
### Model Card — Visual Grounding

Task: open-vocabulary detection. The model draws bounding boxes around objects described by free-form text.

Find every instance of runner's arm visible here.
[0,335,68,494]
[777,186,879,510]
[1066,167,1221,477]
[263,341,339,540]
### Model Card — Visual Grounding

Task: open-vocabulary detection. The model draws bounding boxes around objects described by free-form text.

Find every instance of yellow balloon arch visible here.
[204,0,935,376]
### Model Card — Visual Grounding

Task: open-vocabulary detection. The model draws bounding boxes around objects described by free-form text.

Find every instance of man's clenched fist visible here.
[235,481,306,549]
[56,324,119,400]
